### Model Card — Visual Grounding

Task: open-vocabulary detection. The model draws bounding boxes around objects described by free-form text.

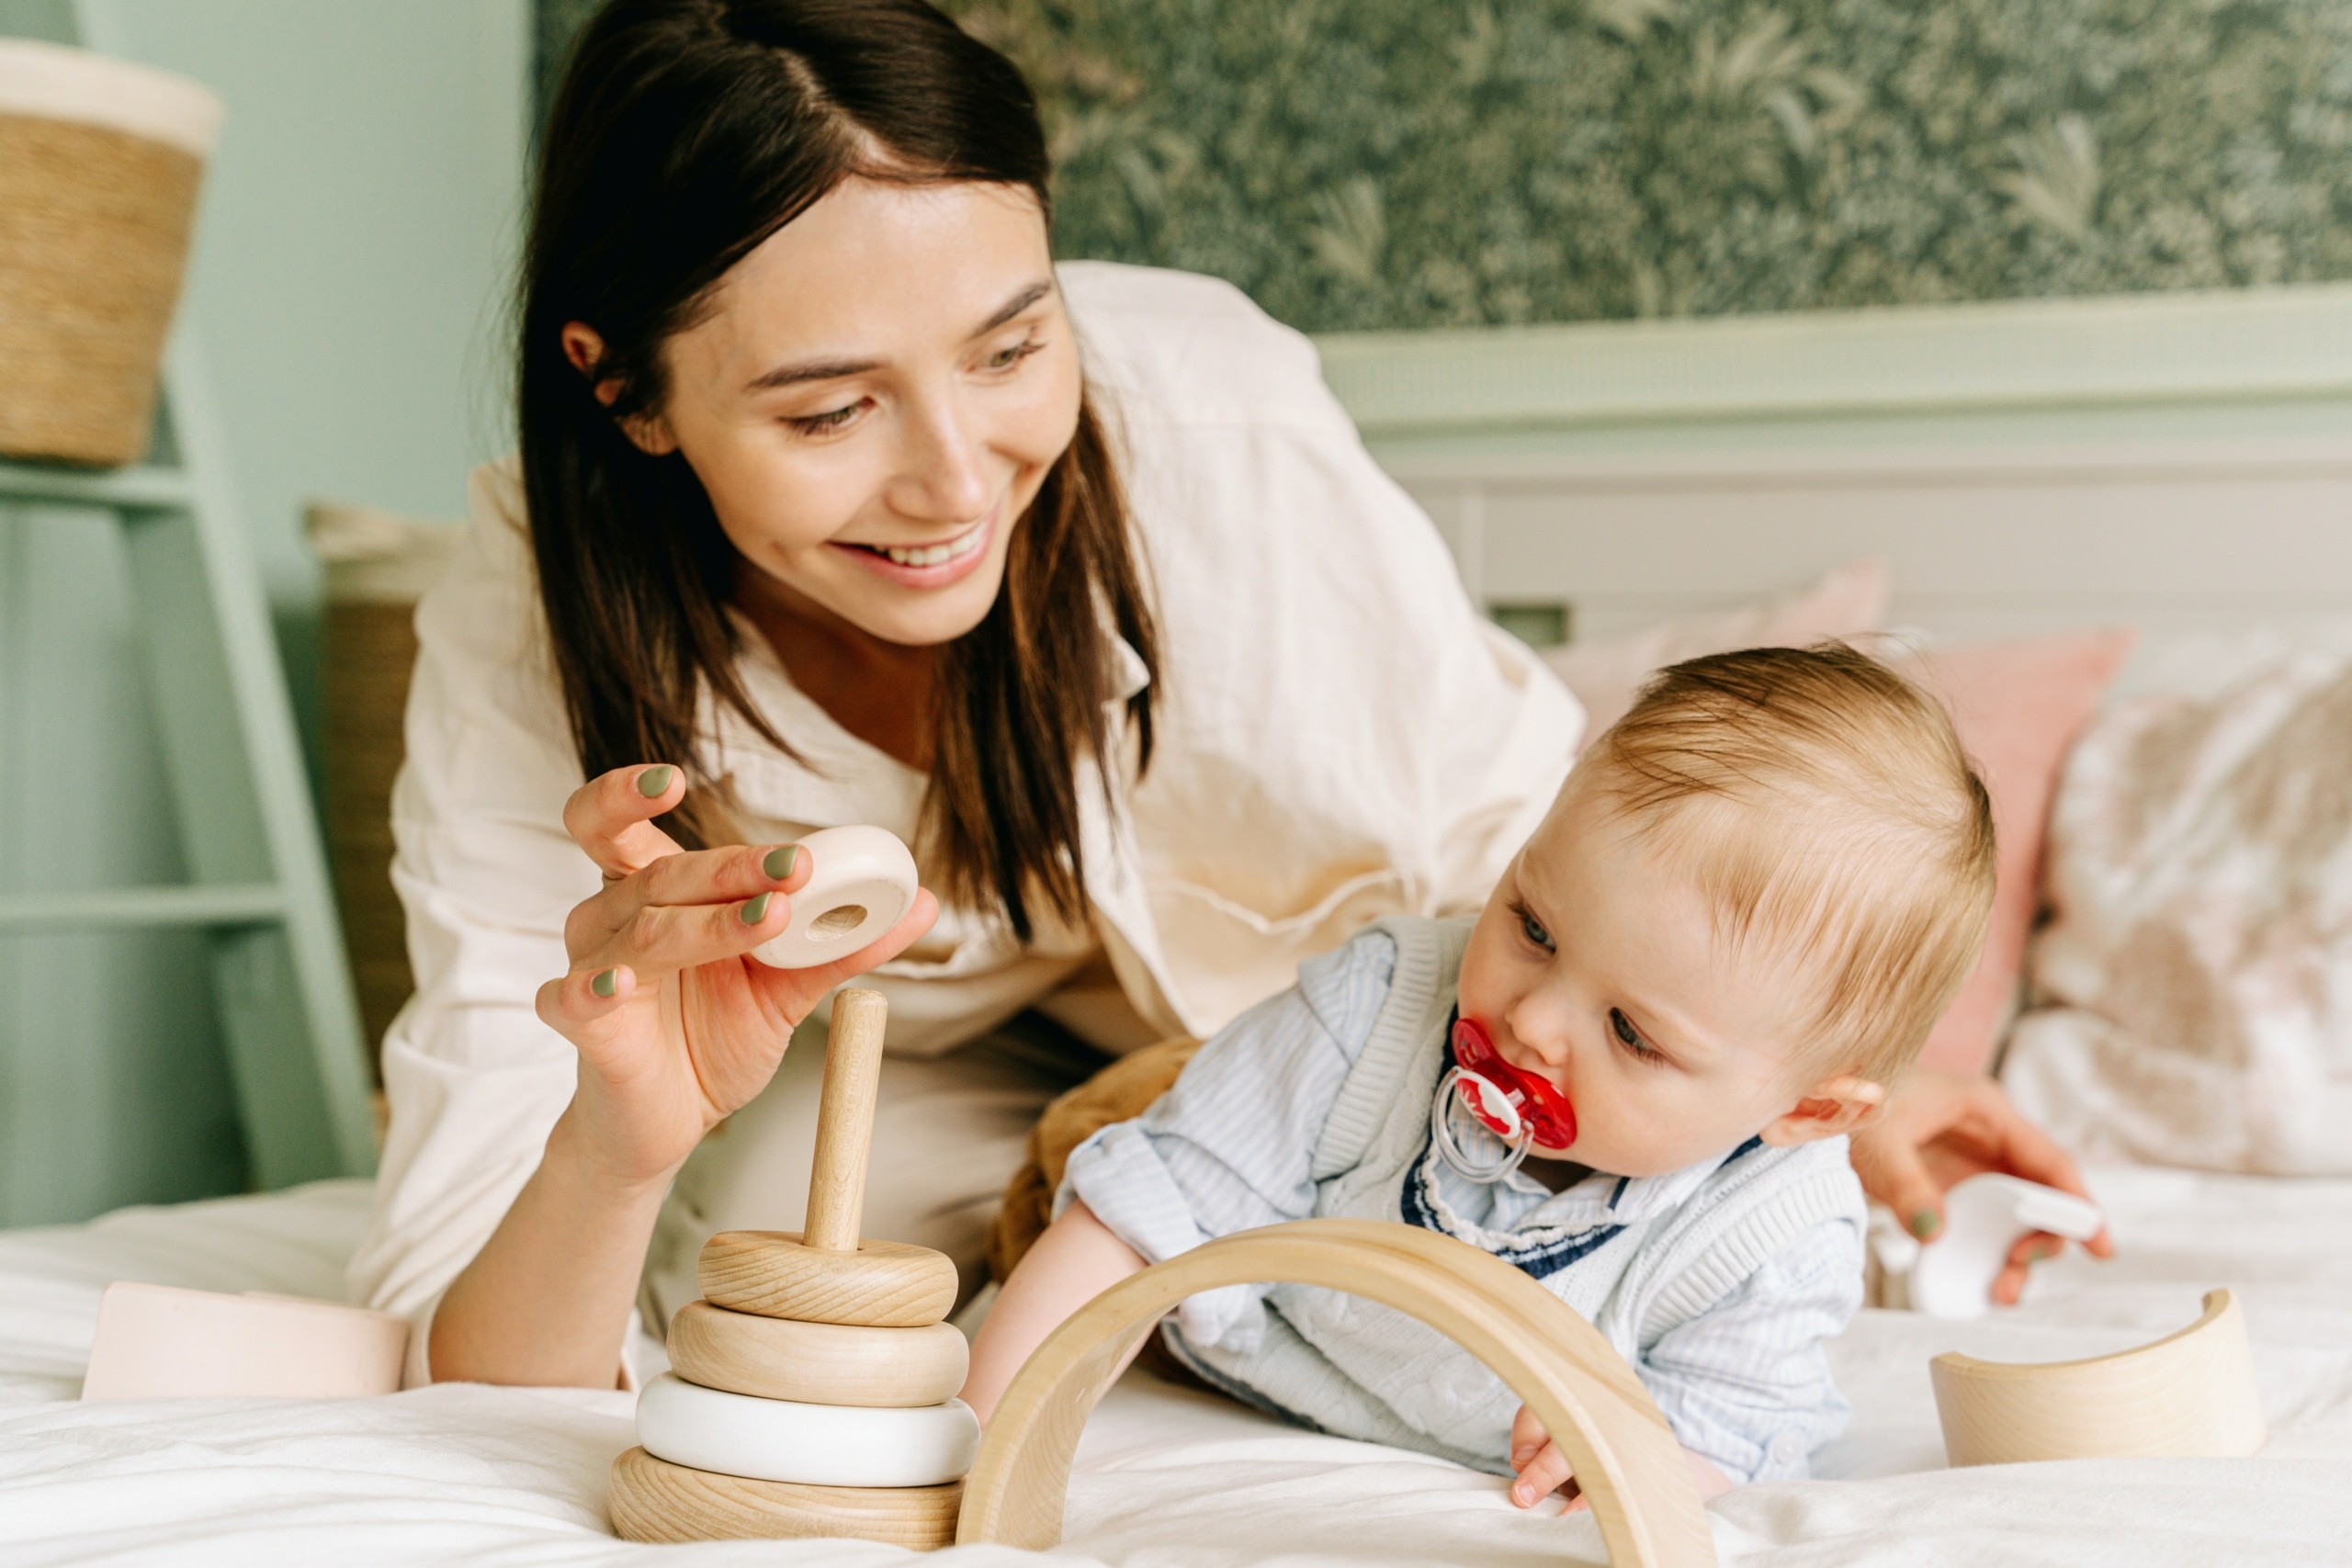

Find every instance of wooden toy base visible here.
[609,1447,963,1550]
[698,1230,957,1327]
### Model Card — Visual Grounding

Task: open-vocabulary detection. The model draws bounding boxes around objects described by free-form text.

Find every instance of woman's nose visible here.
[888,389,993,524]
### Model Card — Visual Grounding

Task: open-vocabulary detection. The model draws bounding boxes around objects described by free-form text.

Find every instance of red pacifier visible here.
[1448,1017,1577,1150]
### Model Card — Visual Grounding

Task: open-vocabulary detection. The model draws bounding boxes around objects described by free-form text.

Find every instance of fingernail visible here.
[591,967,618,998]
[1511,1483,1530,1506]
[636,765,674,797]
[741,892,773,925]
[1909,1208,1941,1240]
[763,845,798,882]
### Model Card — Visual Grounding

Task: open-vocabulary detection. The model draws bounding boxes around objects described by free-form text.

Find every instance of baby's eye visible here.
[1610,1008,1662,1062]
[1518,908,1555,953]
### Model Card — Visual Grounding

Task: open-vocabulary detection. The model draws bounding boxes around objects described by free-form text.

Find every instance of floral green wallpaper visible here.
[539,0,2352,333]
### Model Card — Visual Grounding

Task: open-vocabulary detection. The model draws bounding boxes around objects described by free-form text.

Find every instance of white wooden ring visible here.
[667,1301,968,1406]
[750,826,918,970]
[636,1373,979,1488]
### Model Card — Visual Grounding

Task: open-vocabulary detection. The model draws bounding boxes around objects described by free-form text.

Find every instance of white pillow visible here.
[2003,634,2352,1175]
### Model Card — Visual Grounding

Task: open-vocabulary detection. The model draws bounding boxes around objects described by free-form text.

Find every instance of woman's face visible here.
[580,177,1082,648]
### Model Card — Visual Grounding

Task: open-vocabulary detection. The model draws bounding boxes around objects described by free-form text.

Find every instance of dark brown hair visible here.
[520,0,1158,940]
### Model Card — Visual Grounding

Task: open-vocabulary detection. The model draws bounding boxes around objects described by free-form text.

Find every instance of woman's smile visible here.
[829,502,998,589]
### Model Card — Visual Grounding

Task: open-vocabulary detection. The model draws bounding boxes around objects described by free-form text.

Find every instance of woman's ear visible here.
[1758,1075,1886,1147]
[559,321,680,456]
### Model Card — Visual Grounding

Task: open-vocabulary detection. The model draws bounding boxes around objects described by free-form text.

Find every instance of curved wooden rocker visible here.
[955,1217,1715,1568]
[1931,1287,2267,1467]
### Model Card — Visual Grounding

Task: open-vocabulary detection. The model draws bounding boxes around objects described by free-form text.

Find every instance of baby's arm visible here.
[1507,1404,1734,1510]
[961,1200,1146,1426]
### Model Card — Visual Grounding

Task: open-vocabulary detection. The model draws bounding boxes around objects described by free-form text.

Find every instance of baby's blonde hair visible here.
[1580,642,1996,1086]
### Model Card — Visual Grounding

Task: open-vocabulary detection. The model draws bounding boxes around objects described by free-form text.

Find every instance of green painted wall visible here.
[0,0,530,1224]
[537,0,2352,335]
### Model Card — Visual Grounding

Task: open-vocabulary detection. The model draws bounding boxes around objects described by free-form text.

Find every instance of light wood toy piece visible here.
[610,1447,961,1550]
[954,1217,1717,1568]
[1932,1287,2267,1467]
[666,1301,967,1407]
[612,986,974,1548]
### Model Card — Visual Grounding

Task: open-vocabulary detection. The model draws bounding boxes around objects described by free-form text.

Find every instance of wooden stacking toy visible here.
[609,987,978,1549]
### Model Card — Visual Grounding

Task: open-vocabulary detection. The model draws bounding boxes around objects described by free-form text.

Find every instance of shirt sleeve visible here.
[341,463,640,1390]
[1057,926,1398,1349]
[1637,1214,1865,1485]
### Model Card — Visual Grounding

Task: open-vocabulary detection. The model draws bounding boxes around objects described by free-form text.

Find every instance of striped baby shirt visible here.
[1057,915,1867,1484]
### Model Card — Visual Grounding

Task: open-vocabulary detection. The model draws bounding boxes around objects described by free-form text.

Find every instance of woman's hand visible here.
[432,764,936,1389]
[1848,1070,2116,1305]
[536,763,939,1190]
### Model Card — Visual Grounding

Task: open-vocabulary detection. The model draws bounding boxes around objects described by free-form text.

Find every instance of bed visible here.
[8,282,2352,1565]
[6,1163,2352,1565]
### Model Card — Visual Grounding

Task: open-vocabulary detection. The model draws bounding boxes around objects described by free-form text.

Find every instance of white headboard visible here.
[1316,285,2352,644]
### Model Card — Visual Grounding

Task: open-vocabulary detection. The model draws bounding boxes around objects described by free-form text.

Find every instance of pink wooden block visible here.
[80,1280,408,1399]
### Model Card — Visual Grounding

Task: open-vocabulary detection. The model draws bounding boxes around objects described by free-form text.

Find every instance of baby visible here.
[962,644,1996,1505]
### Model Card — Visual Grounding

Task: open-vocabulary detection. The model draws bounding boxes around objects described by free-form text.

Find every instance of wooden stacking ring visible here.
[610,1446,962,1549]
[697,1230,956,1327]
[667,1300,967,1406]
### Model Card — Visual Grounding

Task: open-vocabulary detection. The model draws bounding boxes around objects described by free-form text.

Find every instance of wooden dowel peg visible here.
[804,987,888,1253]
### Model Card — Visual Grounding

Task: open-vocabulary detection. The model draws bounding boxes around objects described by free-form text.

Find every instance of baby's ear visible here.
[1758,1075,1885,1147]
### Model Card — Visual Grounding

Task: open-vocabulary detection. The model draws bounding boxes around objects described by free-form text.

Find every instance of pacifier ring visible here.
[1430,1066,1532,1185]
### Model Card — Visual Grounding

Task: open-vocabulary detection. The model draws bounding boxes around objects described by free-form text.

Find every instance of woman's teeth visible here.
[872,527,984,568]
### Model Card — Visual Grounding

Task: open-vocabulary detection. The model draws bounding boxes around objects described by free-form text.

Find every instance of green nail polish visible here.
[741,892,772,925]
[1909,1208,1941,1239]
[636,765,674,797]
[763,845,798,881]
[592,967,618,998]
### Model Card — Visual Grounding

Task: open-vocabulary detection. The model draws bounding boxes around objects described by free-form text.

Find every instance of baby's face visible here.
[1454,782,1837,1178]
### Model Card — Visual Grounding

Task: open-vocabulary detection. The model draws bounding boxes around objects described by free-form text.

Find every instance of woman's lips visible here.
[829,507,997,590]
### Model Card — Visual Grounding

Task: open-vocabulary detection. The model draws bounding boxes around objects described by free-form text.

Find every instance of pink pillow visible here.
[1544,560,1888,746]
[1903,629,2139,1077]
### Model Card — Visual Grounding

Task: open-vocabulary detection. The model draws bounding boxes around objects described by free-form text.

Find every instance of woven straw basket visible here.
[0,40,221,467]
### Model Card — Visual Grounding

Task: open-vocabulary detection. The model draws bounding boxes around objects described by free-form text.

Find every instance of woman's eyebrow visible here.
[741,281,1056,394]
[744,355,882,393]
[975,279,1054,334]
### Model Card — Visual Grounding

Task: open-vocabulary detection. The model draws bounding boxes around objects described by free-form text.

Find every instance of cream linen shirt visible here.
[346,261,1585,1386]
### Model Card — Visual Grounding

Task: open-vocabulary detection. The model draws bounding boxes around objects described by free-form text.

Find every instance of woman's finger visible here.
[561,764,689,881]
[582,885,794,975]
[535,964,638,1042]
[1849,1113,1951,1244]
[568,841,809,954]
[1510,1438,1575,1507]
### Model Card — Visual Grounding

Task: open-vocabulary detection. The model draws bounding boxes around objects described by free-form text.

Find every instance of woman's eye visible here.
[1519,910,1554,952]
[984,338,1042,371]
[788,403,861,435]
[1610,1008,1660,1061]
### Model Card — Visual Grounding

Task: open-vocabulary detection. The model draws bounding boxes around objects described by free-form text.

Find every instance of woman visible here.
[351,0,2104,1392]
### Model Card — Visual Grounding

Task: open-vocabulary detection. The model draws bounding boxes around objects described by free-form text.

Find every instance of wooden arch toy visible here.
[1931,1287,2267,1467]
[954,1216,1717,1568]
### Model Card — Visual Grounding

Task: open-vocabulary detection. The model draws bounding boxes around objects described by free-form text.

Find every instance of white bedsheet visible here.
[3,1167,2349,1566]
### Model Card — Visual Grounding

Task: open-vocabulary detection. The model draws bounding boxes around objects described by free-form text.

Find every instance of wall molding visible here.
[1316,284,2352,443]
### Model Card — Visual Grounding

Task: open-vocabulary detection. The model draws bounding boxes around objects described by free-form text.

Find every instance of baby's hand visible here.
[1508,1403,1740,1512]
[1509,1404,1583,1510]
